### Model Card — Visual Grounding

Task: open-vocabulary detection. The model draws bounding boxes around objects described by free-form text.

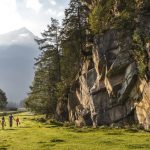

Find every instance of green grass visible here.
[0,111,25,116]
[0,112,150,150]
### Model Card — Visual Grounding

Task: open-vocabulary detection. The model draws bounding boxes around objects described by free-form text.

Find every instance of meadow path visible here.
[0,112,150,150]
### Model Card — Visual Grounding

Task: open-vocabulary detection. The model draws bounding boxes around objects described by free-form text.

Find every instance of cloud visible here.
[46,8,64,19]
[57,11,64,18]
[0,0,23,34]
[49,0,57,6]
[26,0,42,13]
[0,0,70,36]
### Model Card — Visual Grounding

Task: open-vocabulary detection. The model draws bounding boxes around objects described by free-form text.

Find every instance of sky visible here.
[0,0,70,104]
[0,0,69,36]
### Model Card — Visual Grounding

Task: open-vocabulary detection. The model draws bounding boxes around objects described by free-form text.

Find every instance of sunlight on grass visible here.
[0,112,150,150]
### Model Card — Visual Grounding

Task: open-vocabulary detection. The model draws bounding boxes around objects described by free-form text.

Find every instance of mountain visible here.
[0,27,36,46]
[0,27,39,104]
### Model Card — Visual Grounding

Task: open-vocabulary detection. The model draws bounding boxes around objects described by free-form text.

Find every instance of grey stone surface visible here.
[56,15,150,129]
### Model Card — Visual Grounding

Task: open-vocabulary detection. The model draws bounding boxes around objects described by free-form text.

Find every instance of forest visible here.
[25,0,150,126]
[25,0,90,116]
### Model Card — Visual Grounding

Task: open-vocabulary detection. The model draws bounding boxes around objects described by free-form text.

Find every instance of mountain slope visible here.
[0,27,39,104]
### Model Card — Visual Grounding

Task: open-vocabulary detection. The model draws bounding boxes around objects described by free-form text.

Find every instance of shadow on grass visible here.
[5,129,15,131]
[126,144,150,149]
[38,141,57,148]
[69,128,96,133]
[50,138,65,143]
[49,120,63,127]
[0,144,10,150]
[100,139,124,146]
[101,140,114,145]
[38,142,47,144]
[38,141,56,146]
[20,126,32,128]
[0,148,7,150]
[125,128,139,133]
[22,117,27,120]
[45,125,60,128]
[42,143,56,148]
[105,132,124,135]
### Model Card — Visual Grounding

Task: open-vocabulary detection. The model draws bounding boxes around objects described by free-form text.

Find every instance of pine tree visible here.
[25,18,61,116]
[25,0,91,115]
[60,0,89,84]
[0,89,7,110]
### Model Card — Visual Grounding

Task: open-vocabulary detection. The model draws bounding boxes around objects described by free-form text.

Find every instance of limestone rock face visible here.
[56,15,150,129]
[135,80,150,129]
[65,29,137,127]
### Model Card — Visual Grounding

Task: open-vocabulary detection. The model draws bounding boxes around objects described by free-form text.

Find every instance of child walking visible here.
[16,117,20,127]
[1,116,6,130]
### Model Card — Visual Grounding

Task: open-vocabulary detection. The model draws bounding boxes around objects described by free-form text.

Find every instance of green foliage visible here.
[57,0,89,97]
[25,18,61,115]
[61,0,88,58]
[89,0,136,33]
[89,0,114,34]
[89,4,101,34]
[0,88,7,109]
[25,0,90,116]
[134,51,146,77]
[132,29,147,77]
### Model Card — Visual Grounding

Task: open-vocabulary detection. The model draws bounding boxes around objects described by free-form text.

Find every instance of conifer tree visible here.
[0,89,7,109]
[25,18,61,116]
[26,0,90,115]
[60,0,89,84]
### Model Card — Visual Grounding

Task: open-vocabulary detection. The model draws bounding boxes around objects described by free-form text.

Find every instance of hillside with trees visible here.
[25,0,89,117]
[25,0,150,129]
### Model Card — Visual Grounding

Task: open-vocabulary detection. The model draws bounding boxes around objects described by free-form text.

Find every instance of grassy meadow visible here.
[0,112,150,150]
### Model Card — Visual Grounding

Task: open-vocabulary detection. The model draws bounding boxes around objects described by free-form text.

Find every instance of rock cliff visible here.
[56,0,150,129]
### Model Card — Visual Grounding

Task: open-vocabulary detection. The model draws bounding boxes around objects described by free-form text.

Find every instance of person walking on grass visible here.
[9,114,15,128]
[16,117,20,127]
[1,116,6,130]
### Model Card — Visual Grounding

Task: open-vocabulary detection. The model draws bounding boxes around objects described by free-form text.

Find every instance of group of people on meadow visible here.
[0,114,20,129]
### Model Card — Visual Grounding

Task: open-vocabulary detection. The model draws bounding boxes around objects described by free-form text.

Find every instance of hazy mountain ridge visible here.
[0,27,39,104]
[0,27,36,46]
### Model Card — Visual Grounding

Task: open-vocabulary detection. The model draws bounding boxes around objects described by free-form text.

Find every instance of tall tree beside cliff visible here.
[0,89,7,109]
[25,0,90,113]
[25,18,61,115]
[60,0,89,85]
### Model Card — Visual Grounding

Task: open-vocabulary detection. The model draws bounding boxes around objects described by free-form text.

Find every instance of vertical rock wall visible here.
[56,2,150,129]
